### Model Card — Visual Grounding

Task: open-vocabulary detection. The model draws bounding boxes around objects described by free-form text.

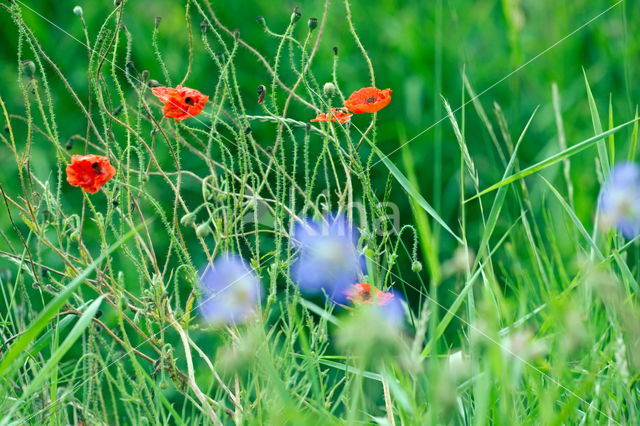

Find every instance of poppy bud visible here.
[126,61,137,73]
[308,17,318,32]
[411,261,423,273]
[148,79,161,88]
[257,85,266,104]
[73,5,83,17]
[323,82,336,98]
[290,6,301,24]
[21,60,36,79]
[180,212,196,227]
[154,16,162,28]
[256,16,266,28]
[200,21,207,33]
[332,46,339,56]
[196,222,212,238]
[141,70,150,81]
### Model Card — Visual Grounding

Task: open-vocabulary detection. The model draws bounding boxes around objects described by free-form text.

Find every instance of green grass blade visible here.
[0,223,144,376]
[2,296,104,423]
[628,106,639,161]
[583,69,610,175]
[374,146,463,244]
[468,118,639,202]
[539,176,602,259]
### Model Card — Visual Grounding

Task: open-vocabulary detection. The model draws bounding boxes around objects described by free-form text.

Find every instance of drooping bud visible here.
[308,17,318,32]
[73,5,83,17]
[256,16,266,28]
[65,139,73,150]
[323,82,336,98]
[180,212,197,227]
[196,222,212,238]
[141,70,150,81]
[147,79,161,88]
[290,6,301,24]
[21,60,36,79]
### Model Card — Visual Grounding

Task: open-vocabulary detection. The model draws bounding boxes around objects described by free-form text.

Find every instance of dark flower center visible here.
[361,289,371,299]
[184,96,195,106]
[91,162,103,174]
[365,97,376,104]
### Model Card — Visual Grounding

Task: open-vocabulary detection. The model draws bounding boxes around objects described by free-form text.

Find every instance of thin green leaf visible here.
[0,223,145,376]
[374,146,463,244]
[468,118,639,201]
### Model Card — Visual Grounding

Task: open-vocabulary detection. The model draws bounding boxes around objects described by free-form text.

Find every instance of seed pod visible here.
[308,17,318,32]
[411,261,423,273]
[290,6,301,24]
[73,5,83,17]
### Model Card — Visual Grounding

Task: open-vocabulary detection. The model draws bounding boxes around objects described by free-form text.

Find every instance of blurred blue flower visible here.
[375,290,406,329]
[199,255,263,325]
[599,162,640,239]
[291,214,363,302]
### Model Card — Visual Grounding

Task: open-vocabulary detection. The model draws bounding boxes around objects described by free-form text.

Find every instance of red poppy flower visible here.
[344,87,392,114]
[151,85,209,122]
[66,154,116,194]
[345,283,394,306]
[311,108,353,124]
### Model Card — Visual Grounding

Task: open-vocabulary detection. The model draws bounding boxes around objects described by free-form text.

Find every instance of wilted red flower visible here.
[345,283,394,306]
[66,154,116,194]
[151,85,209,122]
[344,87,392,113]
[311,108,353,124]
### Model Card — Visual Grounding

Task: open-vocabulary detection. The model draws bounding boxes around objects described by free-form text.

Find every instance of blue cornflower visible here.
[199,255,263,325]
[290,214,363,302]
[599,162,640,239]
